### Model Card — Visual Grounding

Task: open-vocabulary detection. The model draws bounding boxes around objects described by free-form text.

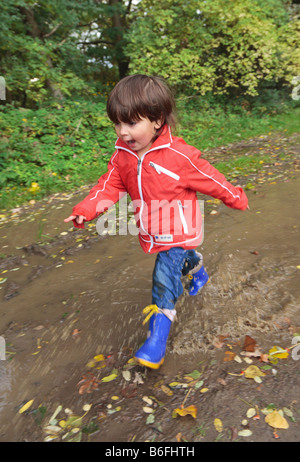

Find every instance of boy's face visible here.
[114,117,162,158]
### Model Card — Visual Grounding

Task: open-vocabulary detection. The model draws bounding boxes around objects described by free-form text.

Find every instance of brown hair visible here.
[106,74,176,131]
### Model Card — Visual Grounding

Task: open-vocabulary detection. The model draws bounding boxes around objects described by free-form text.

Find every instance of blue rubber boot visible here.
[134,311,172,369]
[188,266,209,296]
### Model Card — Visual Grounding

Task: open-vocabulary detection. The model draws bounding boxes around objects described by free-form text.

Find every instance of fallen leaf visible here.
[176,432,182,442]
[146,414,155,424]
[246,408,256,418]
[169,381,188,389]
[19,399,34,414]
[160,385,173,396]
[64,415,83,428]
[269,346,289,361]
[238,429,253,437]
[200,388,209,393]
[44,435,59,442]
[101,369,118,382]
[49,405,63,425]
[143,406,154,414]
[243,335,257,352]
[224,351,235,362]
[77,373,99,394]
[174,405,197,419]
[217,378,227,386]
[44,425,62,435]
[194,380,204,389]
[282,407,294,419]
[185,370,202,380]
[244,365,265,379]
[122,370,131,383]
[142,396,153,406]
[214,418,223,433]
[265,410,289,429]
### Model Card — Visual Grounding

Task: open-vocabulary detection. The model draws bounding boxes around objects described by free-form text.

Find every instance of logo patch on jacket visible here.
[154,234,173,242]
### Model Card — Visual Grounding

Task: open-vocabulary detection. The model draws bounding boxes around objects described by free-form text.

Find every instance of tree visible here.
[125,0,300,96]
[0,0,113,106]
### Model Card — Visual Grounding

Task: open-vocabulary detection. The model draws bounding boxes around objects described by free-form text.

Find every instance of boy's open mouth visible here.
[127,140,136,149]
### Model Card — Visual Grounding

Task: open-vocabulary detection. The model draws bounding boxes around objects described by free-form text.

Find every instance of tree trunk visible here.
[109,0,130,79]
[19,6,64,102]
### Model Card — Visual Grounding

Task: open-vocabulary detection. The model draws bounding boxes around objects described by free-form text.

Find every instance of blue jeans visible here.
[152,247,201,310]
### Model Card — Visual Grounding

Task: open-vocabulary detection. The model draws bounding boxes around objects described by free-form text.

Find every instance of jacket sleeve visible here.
[185,149,248,210]
[72,151,127,228]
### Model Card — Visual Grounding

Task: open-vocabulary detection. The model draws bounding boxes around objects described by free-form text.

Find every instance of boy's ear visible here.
[154,118,163,130]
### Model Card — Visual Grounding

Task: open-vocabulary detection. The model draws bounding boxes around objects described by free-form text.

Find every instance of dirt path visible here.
[0,132,299,443]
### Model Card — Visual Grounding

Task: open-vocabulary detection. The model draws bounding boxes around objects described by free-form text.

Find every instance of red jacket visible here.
[72,126,248,253]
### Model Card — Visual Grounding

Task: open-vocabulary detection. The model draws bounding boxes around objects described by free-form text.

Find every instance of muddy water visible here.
[0,177,299,441]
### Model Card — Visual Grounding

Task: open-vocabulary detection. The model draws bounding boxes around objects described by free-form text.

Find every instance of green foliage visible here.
[0,99,116,208]
[126,0,300,96]
[0,0,107,106]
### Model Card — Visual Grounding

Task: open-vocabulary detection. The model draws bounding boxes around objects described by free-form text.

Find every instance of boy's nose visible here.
[119,123,129,136]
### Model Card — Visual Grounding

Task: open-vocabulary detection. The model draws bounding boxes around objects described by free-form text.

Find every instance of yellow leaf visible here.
[244,365,265,379]
[94,354,105,362]
[82,404,92,412]
[174,405,197,419]
[101,370,118,382]
[200,388,209,393]
[265,410,289,429]
[169,381,180,387]
[161,385,173,396]
[19,399,34,414]
[143,406,154,414]
[269,346,289,359]
[246,408,256,418]
[214,418,223,432]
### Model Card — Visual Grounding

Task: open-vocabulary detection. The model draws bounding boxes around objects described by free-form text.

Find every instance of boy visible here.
[64,74,248,369]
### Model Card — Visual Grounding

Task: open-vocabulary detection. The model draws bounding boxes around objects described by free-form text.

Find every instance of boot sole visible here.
[134,356,165,369]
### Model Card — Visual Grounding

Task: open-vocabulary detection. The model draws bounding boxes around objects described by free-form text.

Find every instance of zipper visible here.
[149,161,180,181]
[137,156,154,252]
[137,158,141,175]
[178,200,188,234]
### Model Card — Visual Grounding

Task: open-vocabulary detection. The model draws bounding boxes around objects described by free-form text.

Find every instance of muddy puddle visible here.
[0,176,299,442]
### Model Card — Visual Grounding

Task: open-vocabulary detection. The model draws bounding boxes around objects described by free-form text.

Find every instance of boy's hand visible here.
[64,214,86,225]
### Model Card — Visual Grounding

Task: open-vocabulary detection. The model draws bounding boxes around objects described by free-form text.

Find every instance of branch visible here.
[43,23,62,38]
[77,39,115,46]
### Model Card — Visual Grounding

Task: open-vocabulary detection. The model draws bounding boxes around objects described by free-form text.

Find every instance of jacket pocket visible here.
[149,161,180,181]
[177,200,188,234]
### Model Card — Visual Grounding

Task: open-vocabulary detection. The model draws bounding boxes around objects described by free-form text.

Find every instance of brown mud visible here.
[0,132,299,442]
